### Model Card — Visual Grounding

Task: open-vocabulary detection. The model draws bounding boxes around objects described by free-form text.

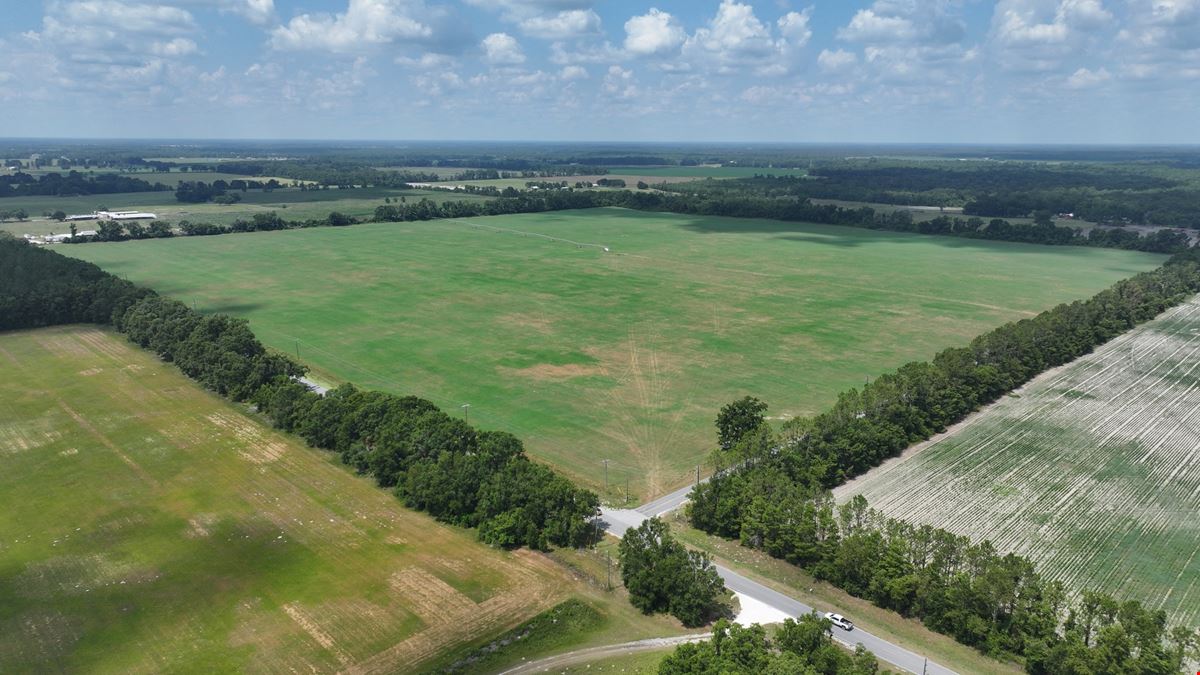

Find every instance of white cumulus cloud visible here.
[818,48,859,72]
[989,0,1115,72]
[559,65,588,80]
[839,10,919,43]
[482,32,526,65]
[164,0,276,24]
[150,37,199,57]
[1065,65,1111,87]
[520,9,600,39]
[270,0,433,53]
[778,9,813,47]
[623,8,685,56]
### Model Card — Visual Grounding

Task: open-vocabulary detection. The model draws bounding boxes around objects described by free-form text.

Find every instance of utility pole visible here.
[295,339,300,359]
[601,459,610,493]
[605,551,612,590]
[922,658,927,675]
[461,403,470,425]
[696,464,701,486]
[625,475,630,507]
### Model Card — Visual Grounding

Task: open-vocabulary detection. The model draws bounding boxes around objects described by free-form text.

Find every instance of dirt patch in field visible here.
[497,312,555,335]
[206,412,287,464]
[499,362,606,381]
[34,332,91,359]
[75,329,131,360]
[388,568,476,623]
[186,513,219,538]
[0,610,83,667]
[16,554,158,599]
[0,417,63,455]
[282,603,353,666]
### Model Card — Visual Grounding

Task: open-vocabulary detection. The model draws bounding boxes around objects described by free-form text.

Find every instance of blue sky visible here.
[1,0,1198,143]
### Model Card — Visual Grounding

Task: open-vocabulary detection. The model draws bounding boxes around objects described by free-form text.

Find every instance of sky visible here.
[1,0,1198,143]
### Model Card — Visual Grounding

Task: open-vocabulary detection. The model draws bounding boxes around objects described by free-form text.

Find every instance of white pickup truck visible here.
[824,612,854,631]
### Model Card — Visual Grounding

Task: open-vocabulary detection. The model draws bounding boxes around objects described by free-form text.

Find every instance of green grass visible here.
[62,207,1166,498]
[433,599,605,673]
[604,166,809,178]
[551,650,670,674]
[0,326,584,673]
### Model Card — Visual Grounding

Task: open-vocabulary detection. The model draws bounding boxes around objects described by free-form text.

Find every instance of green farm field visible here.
[0,326,583,672]
[64,208,1166,499]
[835,295,1200,628]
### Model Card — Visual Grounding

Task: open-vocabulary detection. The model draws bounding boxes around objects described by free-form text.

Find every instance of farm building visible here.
[67,210,157,221]
[29,230,97,244]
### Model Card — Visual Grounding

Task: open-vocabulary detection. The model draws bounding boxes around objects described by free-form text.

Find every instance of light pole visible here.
[601,459,610,493]
[461,403,471,425]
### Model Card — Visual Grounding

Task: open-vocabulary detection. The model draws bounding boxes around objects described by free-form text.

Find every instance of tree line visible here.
[174,179,284,203]
[964,188,1200,229]
[664,170,1200,230]
[805,165,1176,205]
[251,377,599,549]
[691,480,1197,672]
[0,171,171,198]
[657,616,882,674]
[66,184,1193,256]
[0,236,600,551]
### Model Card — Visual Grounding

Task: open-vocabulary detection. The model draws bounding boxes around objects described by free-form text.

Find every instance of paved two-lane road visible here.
[600,497,955,675]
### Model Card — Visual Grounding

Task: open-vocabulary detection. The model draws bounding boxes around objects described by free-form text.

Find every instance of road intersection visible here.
[598,483,955,675]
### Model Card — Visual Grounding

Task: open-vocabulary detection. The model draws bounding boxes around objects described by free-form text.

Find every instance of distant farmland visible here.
[0,327,574,672]
[0,186,492,234]
[602,166,809,178]
[65,208,1166,498]
[836,296,1200,627]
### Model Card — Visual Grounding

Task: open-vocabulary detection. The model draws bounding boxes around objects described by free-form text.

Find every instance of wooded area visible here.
[0,170,171,197]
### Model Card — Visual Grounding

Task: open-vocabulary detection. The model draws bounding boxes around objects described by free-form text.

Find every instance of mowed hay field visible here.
[0,326,575,673]
[65,208,1166,498]
[836,296,1200,628]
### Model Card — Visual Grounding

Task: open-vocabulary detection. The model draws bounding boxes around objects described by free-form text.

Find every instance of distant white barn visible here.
[65,211,157,221]
[99,210,157,221]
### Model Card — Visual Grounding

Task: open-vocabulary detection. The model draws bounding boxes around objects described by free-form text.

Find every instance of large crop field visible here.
[0,326,577,672]
[65,208,1165,498]
[835,296,1200,627]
